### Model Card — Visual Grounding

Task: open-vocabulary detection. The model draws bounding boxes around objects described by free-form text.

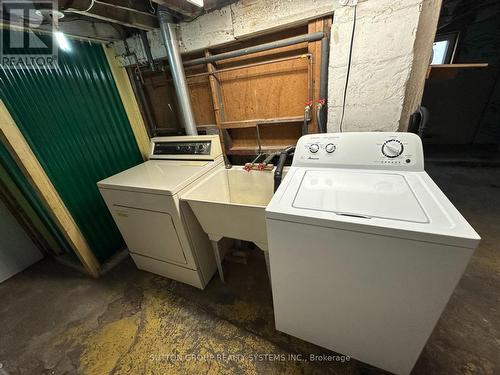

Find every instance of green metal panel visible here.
[0,34,143,262]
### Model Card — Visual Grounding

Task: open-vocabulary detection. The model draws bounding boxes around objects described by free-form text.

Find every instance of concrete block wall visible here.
[178,8,234,52]
[111,0,441,135]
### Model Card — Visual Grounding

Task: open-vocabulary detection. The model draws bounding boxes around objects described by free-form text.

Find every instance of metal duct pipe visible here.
[158,8,197,136]
[183,31,325,67]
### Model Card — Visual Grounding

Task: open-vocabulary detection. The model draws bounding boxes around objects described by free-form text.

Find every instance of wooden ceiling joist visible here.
[62,0,159,30]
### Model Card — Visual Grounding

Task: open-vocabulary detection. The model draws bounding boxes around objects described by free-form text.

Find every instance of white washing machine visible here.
[98,135,223,289]
[266,132,480,375]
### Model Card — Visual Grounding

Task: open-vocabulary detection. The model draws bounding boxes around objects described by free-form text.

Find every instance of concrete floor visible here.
[0,164,498,375]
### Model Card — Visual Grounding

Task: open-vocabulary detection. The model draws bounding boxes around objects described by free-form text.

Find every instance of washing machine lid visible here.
[266,168,480,248]
[97,159,220,195]
[292,170,428,223]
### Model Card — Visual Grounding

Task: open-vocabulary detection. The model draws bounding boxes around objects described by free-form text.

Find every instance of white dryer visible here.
[266,132,480,375]
[98,135,223,289]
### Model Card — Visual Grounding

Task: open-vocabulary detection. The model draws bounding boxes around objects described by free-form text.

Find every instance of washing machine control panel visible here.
[294,132,424,171]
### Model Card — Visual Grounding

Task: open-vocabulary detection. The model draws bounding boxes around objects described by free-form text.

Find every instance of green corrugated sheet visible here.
[0,33,143,262]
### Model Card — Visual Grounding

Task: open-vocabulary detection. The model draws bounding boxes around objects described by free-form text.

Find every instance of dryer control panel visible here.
[149,135,222,161]
[293,132,424,171]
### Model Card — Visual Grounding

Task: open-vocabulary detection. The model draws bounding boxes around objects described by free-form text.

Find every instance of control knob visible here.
[325,143,336,153]
[382,139,404,158]
[309,144,320,153]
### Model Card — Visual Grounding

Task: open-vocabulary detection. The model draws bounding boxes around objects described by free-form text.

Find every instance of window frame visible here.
[431,32,460,65]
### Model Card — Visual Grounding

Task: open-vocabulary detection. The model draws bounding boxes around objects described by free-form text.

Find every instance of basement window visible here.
[431,33,459,65]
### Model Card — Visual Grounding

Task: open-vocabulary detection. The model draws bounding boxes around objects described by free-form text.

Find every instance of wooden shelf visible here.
[427,63,489,80]
[227,145,291,155]
[220,116,305,129]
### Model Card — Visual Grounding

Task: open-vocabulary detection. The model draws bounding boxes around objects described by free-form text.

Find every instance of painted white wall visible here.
[327,0,440,132]
[0,200,43,283]
[110,0,440,134]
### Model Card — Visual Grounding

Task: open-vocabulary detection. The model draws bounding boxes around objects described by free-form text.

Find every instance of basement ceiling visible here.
[1,0,239,42]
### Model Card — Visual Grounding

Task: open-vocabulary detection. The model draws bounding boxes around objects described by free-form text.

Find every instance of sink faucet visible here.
[257,151,280,170]
[244,153,266,172]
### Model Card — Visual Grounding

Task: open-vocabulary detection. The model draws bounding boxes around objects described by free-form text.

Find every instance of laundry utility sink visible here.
[182,166,285,281]
[183,166,276,251]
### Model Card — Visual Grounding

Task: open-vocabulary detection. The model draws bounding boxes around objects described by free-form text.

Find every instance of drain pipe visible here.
[274,146,295,192]
[302,103,312,135]
[132,70,156,137]
[317,36,330,133]
[158,7,197,135]
[319,36,330,109]
[140,31,155,71]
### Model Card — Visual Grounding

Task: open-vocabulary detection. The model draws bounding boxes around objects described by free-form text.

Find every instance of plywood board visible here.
[215,42,308,67]
[141,67,215,133]
[427,63,489,81]
[186,76,217,126]
[228,122,303,155]
[143,73,182,133]
[219,57,310,121]
[130,22,327,154]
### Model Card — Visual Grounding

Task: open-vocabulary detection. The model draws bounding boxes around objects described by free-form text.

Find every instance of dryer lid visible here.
[293,170,429,223]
